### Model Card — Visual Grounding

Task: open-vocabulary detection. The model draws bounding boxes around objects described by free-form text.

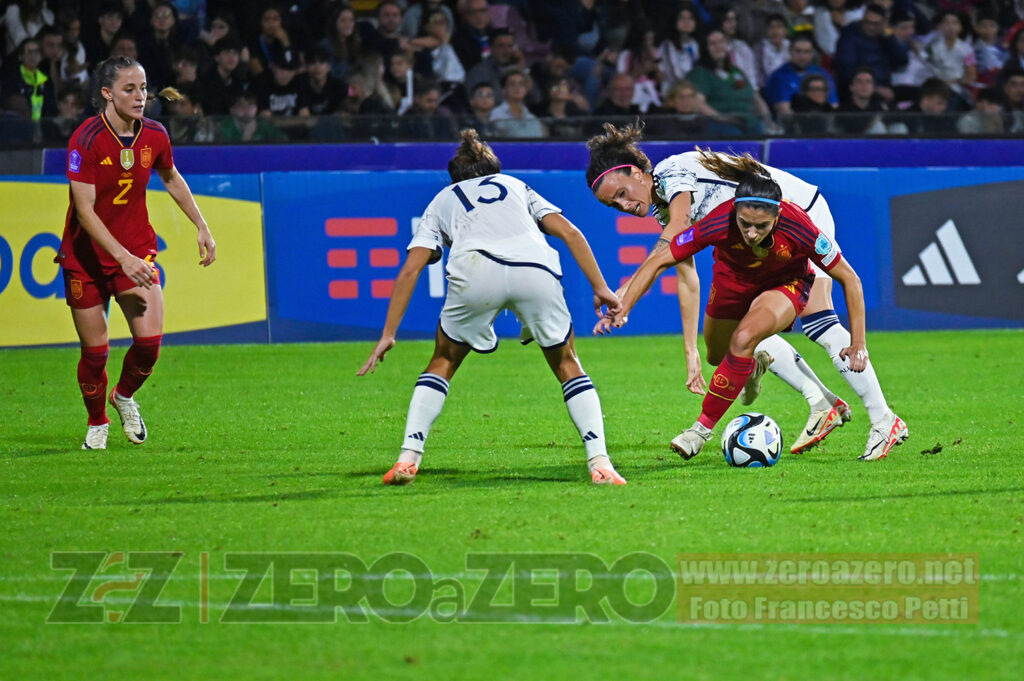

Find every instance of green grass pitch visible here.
[2,329,1022,680]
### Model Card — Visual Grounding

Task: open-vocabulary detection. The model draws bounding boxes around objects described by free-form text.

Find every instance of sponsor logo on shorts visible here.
[70,279,83,300]
[69,150,82,173]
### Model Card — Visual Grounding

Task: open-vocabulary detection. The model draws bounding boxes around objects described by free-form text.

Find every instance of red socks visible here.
[78,345,110,426]
[115,335,162,398]
[698,352,755,430]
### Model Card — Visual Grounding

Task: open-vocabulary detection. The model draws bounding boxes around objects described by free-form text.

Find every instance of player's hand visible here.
[357,336,396,376]
[685,348,707,395]
[197,226,216,266]
[593,285,621,317]
[839,344,868,372]
[120,254,155,289]
[593,314,614,336]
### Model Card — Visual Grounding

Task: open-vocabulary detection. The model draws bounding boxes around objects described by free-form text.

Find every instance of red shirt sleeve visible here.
[153,122,174,169]
[66,127,96,184]
[668,199,733,262]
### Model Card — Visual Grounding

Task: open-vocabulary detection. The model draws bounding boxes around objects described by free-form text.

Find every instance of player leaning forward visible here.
[358,129,627,485]
[588,125,907,460]
[602,165,907,461]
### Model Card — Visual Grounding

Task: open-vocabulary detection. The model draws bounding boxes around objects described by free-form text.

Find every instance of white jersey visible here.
[408,173,564,277]
[651,151,822,228]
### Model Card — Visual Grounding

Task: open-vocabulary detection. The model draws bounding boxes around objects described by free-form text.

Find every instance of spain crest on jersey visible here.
[120,148,135,170]
[141,147,152,168]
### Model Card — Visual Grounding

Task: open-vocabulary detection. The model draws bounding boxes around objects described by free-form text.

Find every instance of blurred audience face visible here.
[803,77,829,105]
[260,8,283,38]
[215,47,240,75]
[271,63,298,86]
[308,57,331,83]
[170,93,200,116]
[174,56,198,84]
[850,70,875,100]
[974,17,998,44]
[920,93,948,114]
[335,8,356,38]
[607,74,634,108]
[548,78,570,104]
[891,17,915,42]
[377,3,403,34]
[58,90,84,118]
[413,87,441,114]
[490,34,516,65]
[790,39,815,70]
[666,84,700,114]
[42,33,64,61]
[1004,75,1024,108]
[426,11,451,41]
[470,84,495,116]
[766,19,787,46]
[705,31,729,64]
[98,10,123,38]
[389,52,412,81]
[207,16,231,43]
[151,4,176,35]
[720,10,739,38]
[64,17,81,44]
[111,36,138,59]
[860,9,886,39]
[19,39,42,71]
[937,13,962,42]
[230,95,258,121]
[503,72,529,105]
[463,0,491,32]
[975,97,1003,115]
[676,8,697,36]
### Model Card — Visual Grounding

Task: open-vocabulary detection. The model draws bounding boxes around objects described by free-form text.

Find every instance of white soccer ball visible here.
[721,413,783,468]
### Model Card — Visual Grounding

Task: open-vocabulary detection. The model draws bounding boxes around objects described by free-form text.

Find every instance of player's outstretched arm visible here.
[827,259,869,372]
[157,166,216,266]
[540,213,620,315]
[601,247,677,331]
[70,180,154,289]
[674,257,707,395]
[357,247,434,376]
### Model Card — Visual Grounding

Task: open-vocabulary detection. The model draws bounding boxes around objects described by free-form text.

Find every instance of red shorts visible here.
[62,256,160,309]
[706,271,815,326]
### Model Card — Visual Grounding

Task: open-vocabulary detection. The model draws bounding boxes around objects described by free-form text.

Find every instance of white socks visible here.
[401,373,449,454]
[562,375,609,470]
[755,334,833,413]
[802,310,889,426]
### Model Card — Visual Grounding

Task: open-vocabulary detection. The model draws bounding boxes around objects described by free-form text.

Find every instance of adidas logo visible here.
[100,157,113,166]
[407,432,425,441]
[902,220,980,286]
[582,431,599,442]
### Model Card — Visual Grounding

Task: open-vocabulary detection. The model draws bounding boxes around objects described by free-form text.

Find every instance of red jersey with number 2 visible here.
[669,198,843,286]
[58,113,173,274]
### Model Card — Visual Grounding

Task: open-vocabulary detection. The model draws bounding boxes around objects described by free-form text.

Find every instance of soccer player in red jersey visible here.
[598,169,905,461]
[58,56,216,450]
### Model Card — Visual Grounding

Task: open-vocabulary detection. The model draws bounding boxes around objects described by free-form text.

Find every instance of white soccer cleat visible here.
[833,397,852,424]
[109,389,147,444]
[790,406,843,454]
[859,411,909,461]
[670,423,712,460]
[739,350,772,406]
[82,424,109,450]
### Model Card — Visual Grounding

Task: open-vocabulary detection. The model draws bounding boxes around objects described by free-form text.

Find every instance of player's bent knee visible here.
[728,327,762,357]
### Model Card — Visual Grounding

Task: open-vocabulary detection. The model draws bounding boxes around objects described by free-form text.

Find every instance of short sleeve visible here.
[154,128,174,170]
[66,137,95,183]
[408,208,445,253]
[652,156,698,206]
[524,185,561,223]
[811,231,843,271]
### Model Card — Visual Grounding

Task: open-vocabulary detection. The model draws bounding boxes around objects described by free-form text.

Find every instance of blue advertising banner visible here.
[260,166,1024,343]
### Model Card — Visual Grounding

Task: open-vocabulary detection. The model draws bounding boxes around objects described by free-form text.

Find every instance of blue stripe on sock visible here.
[802,310,840,342]
[415,373,449,395]
[562,375,590,392]
[563,384,595,402]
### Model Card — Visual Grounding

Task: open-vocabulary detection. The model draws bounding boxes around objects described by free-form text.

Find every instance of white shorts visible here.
[440,251,572,353]
[805,192,836,279]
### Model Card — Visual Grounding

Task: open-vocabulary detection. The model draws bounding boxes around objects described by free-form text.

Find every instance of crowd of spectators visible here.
[1,0,1023,145]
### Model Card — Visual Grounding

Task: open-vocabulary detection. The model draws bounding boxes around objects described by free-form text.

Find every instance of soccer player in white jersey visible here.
[358,129,627,485]
[586,124,907,461]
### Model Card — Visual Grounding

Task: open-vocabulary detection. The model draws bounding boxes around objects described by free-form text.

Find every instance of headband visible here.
[590,164,634,190]
[735,197,780,206]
